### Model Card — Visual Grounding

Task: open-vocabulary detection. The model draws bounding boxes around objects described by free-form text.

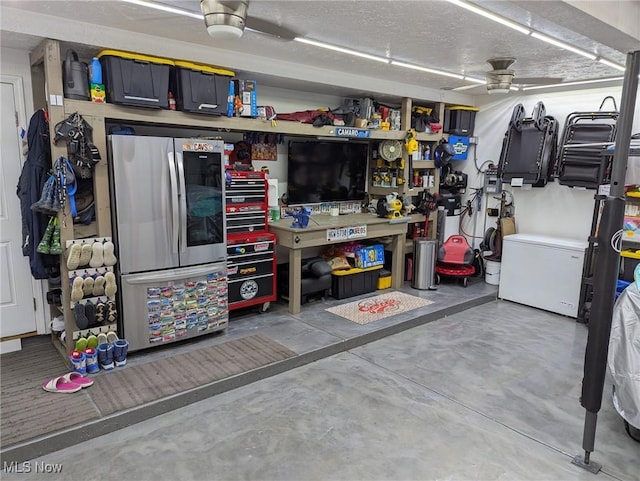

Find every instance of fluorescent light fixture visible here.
[522,76,624,91]
[391,61,465,80]
[447,0,531,35]
[294,38,389,63]
[598,58,626,71]
[120,0,203,19]
[530,32,597,60]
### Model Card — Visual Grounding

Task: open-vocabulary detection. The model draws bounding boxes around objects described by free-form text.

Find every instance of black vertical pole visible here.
[573,50,640,474]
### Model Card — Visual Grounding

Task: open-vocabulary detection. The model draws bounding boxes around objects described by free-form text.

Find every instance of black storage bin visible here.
[171,61,234,115]
[98,50,173,109]
[331,268,381,300]
[444,107,477,136]
[620,250,640,282]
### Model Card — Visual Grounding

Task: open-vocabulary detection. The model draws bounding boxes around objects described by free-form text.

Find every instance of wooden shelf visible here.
[368,186,406,196]
[64,99,407,140]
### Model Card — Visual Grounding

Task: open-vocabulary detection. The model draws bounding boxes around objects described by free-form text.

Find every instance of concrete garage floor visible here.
[4,300,638,481]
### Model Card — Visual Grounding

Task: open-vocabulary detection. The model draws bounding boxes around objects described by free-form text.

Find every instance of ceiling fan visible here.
[200,0,299,40]
[485,57,563,93]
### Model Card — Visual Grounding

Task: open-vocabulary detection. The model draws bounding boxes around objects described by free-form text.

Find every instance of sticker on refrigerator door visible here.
[182,142,214,152]
[240,280,259,300]
[147,287,161,298]
[147,299,161,312]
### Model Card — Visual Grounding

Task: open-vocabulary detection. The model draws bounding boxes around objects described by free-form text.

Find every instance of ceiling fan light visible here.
[206,24,244,39]
[201,0,247,39]
[487,85,511,94]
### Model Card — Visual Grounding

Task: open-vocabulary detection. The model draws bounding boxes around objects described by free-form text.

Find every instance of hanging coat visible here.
[16,109,55,279]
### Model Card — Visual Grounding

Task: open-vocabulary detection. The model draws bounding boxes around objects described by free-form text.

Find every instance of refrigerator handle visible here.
[167,152,179,255]
[123,263,226,284]
[176,152,188,254]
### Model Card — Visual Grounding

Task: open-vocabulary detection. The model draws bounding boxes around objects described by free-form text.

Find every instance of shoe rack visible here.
[65,237,119,348]
[31,39,112,359]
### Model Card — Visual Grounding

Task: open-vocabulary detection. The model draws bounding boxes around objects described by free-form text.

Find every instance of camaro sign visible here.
[333,128,371,138]
[326,225,367,241]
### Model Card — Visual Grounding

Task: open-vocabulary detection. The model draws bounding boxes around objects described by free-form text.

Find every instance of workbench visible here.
[270,213,422,314]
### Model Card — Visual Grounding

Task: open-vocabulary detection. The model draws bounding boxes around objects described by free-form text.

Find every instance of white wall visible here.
[459,85,640,246]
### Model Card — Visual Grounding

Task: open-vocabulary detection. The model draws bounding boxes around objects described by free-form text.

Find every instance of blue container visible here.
[90,57,102,85]
[448,136,470,161]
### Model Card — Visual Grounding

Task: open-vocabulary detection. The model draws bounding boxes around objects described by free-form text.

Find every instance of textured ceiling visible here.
[1,0,638,101]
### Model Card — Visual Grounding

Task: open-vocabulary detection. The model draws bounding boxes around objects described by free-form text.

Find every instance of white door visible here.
[0,78,37,338]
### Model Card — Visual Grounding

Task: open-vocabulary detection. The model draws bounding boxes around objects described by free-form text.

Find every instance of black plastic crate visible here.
[444,108,477,136]
[171,61,234,115]
[331,268,380,300]
[99,50,172,109]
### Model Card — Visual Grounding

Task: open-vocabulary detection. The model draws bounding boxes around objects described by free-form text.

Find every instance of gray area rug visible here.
[1,334,296,448]
[0,336,100,448]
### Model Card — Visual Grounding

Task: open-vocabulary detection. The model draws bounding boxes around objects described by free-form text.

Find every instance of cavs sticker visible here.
[182,142,214,152]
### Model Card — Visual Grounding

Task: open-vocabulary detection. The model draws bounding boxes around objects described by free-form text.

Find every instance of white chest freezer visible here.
[499,234,588,317]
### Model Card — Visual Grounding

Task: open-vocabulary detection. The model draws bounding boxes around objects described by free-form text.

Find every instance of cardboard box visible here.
[228,79,257,117]
[354,244,385,269]
[90,83,106,103]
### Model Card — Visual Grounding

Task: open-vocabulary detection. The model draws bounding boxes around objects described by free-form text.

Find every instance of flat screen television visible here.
[287,141,369,204]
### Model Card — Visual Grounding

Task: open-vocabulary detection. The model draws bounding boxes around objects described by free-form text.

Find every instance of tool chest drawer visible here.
[226,211,268,235]
[227,237,275,259]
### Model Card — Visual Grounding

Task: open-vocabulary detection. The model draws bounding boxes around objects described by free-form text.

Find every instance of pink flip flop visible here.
[42,376,83,393]
[61,372,94,388]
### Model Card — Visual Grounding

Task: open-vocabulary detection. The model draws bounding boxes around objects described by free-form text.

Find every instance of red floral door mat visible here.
[326,291,434,325]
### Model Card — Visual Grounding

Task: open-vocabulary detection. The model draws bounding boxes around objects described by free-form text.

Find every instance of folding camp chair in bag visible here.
[556,96,619,189]
[498,102,558,187]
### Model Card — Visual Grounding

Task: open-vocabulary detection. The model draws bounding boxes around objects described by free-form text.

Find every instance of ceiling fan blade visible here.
[512,76,564,85]
[450,84,486,93]
[245,16,298,40]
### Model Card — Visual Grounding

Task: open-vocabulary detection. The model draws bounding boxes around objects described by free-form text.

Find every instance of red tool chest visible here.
[226,233,277,311]
[225,170,277,311]
[225,170,269,236]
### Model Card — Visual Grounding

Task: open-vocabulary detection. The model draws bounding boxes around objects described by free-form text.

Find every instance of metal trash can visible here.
[412,238,438,290]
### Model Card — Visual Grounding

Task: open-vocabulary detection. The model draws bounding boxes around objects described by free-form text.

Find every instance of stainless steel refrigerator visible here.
[108,135,228,351]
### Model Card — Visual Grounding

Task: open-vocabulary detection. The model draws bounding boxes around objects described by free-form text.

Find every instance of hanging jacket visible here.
[16,109,55,279]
